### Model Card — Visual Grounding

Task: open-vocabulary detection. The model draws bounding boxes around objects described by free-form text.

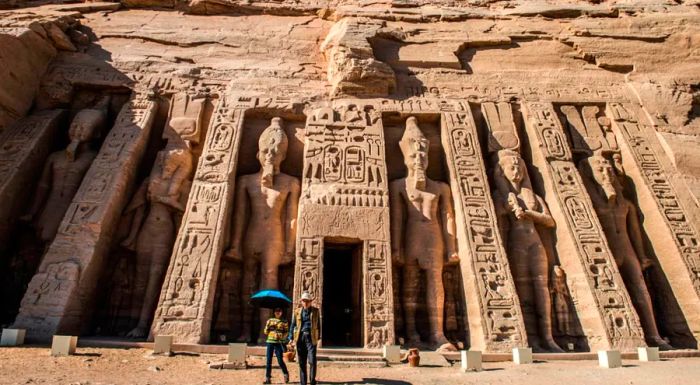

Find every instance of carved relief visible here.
[441,109,527,352]
[523,102,644,349]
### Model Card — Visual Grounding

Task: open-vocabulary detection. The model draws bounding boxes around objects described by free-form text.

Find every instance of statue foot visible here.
[126,326,148,339]
[436,342,457,352]
[543,339,565,353]
[236,335,250,343]
[650,337,673,351]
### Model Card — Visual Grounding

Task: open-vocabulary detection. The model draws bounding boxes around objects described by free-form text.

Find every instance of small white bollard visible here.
[512,347,532,364]
[228,343,247,365]
[460,350,482,372]
[383,345,401,364]
[51,335,78,356]
[638,347,660,362]
[598,350,621,368]
[153,335,173,355]
[1,329,26,346]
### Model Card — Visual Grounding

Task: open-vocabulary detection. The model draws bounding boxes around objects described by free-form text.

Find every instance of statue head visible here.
[66,109,104,161]
[495,149,527,189]
[399,116,429,189]
[258,117,288,187]
[580,154,619,201]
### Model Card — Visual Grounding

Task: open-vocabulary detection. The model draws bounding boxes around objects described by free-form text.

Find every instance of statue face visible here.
[68,110,102,143]
[500,154,524,185]
[588,155,618,200]
[257,141,286,172]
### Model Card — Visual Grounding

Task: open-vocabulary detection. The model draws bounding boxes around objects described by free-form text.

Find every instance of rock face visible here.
[0,0,699,354]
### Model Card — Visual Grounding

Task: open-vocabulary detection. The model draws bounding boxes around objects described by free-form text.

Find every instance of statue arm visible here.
[440,183,459,263]
[226,178,248,260]
[284,178,301,263]
[526,195,556,228]
[389,180,404,266]
[165,156,193,212]
[495,194,510,247]
[627,202,653,269]
[23,156,53,220]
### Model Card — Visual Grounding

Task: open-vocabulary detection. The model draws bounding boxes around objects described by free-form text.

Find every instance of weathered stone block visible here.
[153,335,173,355]
[638,347,660,362]
[383,345,401,364]
[460,350,482,372]
[51,335,77,356]
[512,347,532,364]
[1,329,26,346]
[228,343,246,365]
[598,350,621,368]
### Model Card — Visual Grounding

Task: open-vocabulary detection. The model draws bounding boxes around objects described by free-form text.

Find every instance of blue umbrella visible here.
[250,289,292,309]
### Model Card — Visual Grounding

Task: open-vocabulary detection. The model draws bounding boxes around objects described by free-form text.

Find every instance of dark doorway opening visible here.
[322,242,363,347]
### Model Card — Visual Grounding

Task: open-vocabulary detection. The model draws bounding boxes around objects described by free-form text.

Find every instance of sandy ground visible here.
[1,346,699,385]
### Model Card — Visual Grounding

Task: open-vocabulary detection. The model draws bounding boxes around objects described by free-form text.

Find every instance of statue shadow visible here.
[324,379,412,385]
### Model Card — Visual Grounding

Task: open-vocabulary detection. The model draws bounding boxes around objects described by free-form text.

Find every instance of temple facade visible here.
[1,0,699,354]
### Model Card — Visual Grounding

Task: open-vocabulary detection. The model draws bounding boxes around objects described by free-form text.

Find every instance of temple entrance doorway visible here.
[322,242,363,347]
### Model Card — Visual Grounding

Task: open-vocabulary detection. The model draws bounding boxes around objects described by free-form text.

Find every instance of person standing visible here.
[289,292,321,385]
[263,308,290,384]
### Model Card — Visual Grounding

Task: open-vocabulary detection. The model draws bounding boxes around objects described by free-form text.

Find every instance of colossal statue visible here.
[493,149,564,352]
[580,154,672,350]
[22,107,106,242]
[121,140,193,338]
[390,116,458,351]
[225,117,300,342]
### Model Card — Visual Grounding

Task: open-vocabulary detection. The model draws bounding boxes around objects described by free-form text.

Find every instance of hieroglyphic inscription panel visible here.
[609,103,700,303]
[296,104,394,348]
[0,110,64,246]
[441,109,527,352]
[13,93,158,341]
[523,102,644,349]
[151,95,245,344]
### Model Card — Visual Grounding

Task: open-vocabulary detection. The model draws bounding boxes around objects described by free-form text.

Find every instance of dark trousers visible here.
[297,333,317,385]
[265,342,289,378]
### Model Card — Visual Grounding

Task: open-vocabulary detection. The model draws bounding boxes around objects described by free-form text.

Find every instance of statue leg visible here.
[238,256,258,342]
[510,244,540,348]
[128,245,170,339]
[531,243,563,352]
[130,249,150,327]
[258,256,280,344]
[402,260,420,344]
[620,257,672,350]
[426,266,453,350]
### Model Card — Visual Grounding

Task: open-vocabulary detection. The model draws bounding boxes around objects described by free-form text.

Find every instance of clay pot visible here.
[407,348,420,367]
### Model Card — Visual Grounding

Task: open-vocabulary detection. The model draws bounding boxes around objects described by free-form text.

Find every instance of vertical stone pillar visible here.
[13,93,158,341]
[151,94,245,344]
[522,102,645,351]
[294,105,394,348]
[0,110,65,249]
[608,102,700,341]
[441,109,527,352]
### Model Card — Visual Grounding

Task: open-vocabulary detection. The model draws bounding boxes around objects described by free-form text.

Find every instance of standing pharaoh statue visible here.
[580,154,672,350]
[493,149,564,352]
[225,117,300,342]
[390,116,459,351]
[22,105,107,242]
[121,139,193,338]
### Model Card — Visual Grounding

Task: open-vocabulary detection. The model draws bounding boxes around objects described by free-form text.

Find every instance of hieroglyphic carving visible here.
[0,110,64,247]
[151,94,245,344]
[13,92,158,341]
[441,109,527,352]
[522,102,644,349]
[296,104,394,348]
[609,103,700,300]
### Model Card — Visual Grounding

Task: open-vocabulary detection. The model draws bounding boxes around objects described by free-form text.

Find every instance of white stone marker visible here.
[228,343,247,365]
[153,335,173,355]
[51,335,78,356]
[638,347,660,362]
[1,329,26,346]
[598,350,621,368]
[512,347,532,364]
[383,345,401,364]
[461,350,482,372]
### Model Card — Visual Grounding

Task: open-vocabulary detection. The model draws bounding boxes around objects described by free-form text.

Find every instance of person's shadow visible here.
[324,379,412,385]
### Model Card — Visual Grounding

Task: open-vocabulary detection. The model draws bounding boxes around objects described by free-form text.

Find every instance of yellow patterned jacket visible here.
[263,317,289,343]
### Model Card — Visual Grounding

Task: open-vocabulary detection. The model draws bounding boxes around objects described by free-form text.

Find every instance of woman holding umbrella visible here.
[263,307,290,384]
